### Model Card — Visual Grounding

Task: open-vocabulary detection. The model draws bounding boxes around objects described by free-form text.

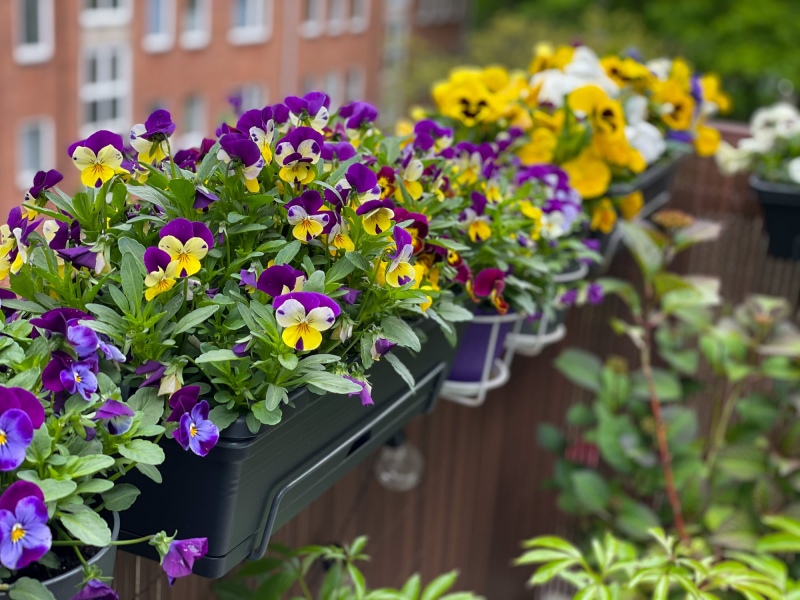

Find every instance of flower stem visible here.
[706,384,741,474]
[112,535,156,546]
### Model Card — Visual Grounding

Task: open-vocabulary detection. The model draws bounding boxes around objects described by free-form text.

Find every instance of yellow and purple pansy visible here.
[217,133,265,193]
[285,92,331,131]
[467,268,509,315]
[460,192,492,242]
[385,226,416,288]
[68,130,126,188]
[393,207,429,254]
[237,106,275,163]
[356,199,395,235]
[143,247,178,301]
[24,169,62,204]
[395,154,424,200]
[338,101,378,146]
[274,291,341,352]
[130,109,175,164]
[285,190,330,242]
[327,163,381,208]
[412,119,453,155]
[275,126,325,185]
[255,264,306,297]
[157,218,214,278]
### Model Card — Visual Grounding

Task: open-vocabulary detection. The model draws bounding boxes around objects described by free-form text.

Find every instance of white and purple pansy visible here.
[321,141,357,166]
[217,132,265,193]
[130,109,176,164]
[339,101,378,131]
[385,226,416,288]
[237,106,275,163]
[285,190,330,242]
[285,91,331,131]
[274,291,341,352]
[275,127,325,185]
[68,130,126,188]
[256,264,306,297]
[344,375,374,406]
[413,119,453,155]
[93,399,135,436]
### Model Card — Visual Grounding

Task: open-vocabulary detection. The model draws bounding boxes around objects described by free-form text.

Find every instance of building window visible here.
[345,67,365,102]
[143,0,175,53]
[81,0,131,28]
[80,45,130,137]
[327,0,346,36]
[235,84,265,111]
[302,75,319,95]
[14,0,54,64]
[229,0,272,45]
[325,72,343,108]
[300,0,325,38]
[17,118,53,191]
[181,0,210,49]
[350,0,369,33]
[181,94,206,148]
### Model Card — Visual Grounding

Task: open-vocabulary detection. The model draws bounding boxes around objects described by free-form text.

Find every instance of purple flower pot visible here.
[448,314,519,382]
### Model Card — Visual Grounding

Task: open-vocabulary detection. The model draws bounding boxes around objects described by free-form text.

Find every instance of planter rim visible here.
[553,262,589,284]
[42,512,120,589]
[607,152,686,197]
[749,174,800,195]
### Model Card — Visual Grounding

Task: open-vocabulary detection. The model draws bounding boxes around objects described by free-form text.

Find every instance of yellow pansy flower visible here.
[591,199,618,234]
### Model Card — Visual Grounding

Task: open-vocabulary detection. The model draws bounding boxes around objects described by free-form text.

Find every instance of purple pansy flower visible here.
[217,133,265,192]
[587,283,604,305]
[239,269,257,291]
[284,190,330,242]
[232,341,250,357]
[166,385,202,423]
[174,148,200,171]
[272,102,290,126]
[371,338,396,361]
[193,186,219,210]
[560,289,578,306]
[161,538,209,585]
[339,101,378,130]
[71,580,119,600]
[0,483,50,570]
[328,163,381,208]
[340,287,361,305]
[236,106,275,163]
[44,217,81,251]
[0,387,45,430]
[393,207,429,253]
[274,127,325,185]
[413,119,453,154]
[57,245,104,273]
[94,400,135,435]
[459,192,492,242]
[469,268,508,314]
[321,141,357,162]
[158,218,214,278]
[59,360,99,401]
[130,109,175,164]
[31,308,92,338]
[68,130,126,188]
[0,409,33,471]
[256,264,306,297]
[385,226,415,288]
[285,92,330,131]
[136,361,167,388]
[175,401,219,457]
[67,323,100,359]
[344,376,374,406]
[25,169,63,202]
[274,292,341,351]
[0,289,18,323]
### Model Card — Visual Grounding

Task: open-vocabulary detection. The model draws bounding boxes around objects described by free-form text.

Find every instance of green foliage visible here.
[213,538,481,600]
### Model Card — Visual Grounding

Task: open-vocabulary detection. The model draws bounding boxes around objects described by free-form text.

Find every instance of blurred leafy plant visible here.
[213,537,481,600]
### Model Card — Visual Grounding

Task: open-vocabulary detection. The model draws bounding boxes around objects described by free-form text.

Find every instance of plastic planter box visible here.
[0,514,119,600]
[750,175,800,259]
[607,153,685,204]
[120,319,456,578]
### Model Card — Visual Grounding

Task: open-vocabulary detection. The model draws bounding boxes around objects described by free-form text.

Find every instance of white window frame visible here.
[350,0,370,33]
[142,0,176,53]
[13,0,55,65]
[325,71,343,109]
[300,0,325,39]
[180,94,206,149]
[345,66,366,102]
[326,0,346,36]
[16,117,55,191]
[80,0,132,28]
[79,44,131,138]
[180,0,211,50]
[228,0,272,46]
[236,83,266,111]
[301,74,320,95]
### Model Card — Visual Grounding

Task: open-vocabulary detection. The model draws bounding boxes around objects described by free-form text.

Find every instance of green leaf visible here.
[630,368,683,401]
[380,316,421,351]
[265,384,288,411]
[435,302,474,322]
[302,371,363,395]
[118,237,147,262]
[75,479,115,495]
[102,483,141,511]
[716,445,765,482]
[763,515,800,537]
[59,505,112,547]
[174,305,220,335]
[39,479,78,503]
[536,423,565,452]
[196,349,242,364]
[554,349,602,392]
[615,500,661,541]
[401,573,421,599]
[252,401,282,426]
[344,251,372,271]
[529,559,579,585]
[9,578,56,600]
[571,471,610,514]
[384,353,415,391]
[278,353,298,370]
[421,571,458,600]
[135,463,162,483]
[120,252,144,314]
[69,455,116,478]
[25,427,52,464]
[126,183,169,209]
[274,240,301,265]
[620,221,663,279]
[118,439,165,466]
[521,536,582,558]
[326,258,355,283]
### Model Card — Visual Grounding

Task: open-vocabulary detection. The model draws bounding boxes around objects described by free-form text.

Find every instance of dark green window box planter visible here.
[119,319,457,578]
[750,175,800,259]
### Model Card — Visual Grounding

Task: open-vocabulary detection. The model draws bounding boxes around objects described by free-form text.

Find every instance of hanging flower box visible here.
[118,319,456,579]
[607,152,686,207]
[749,176,800,259]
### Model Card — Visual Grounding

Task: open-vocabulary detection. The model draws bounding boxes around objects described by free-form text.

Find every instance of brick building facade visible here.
[0,0,469,215]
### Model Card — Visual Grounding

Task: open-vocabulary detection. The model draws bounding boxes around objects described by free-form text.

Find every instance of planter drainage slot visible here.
[119,320,457,579]
[347,430,373,456]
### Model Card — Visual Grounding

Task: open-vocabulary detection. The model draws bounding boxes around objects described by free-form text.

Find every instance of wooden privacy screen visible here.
[111,123,800,599]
